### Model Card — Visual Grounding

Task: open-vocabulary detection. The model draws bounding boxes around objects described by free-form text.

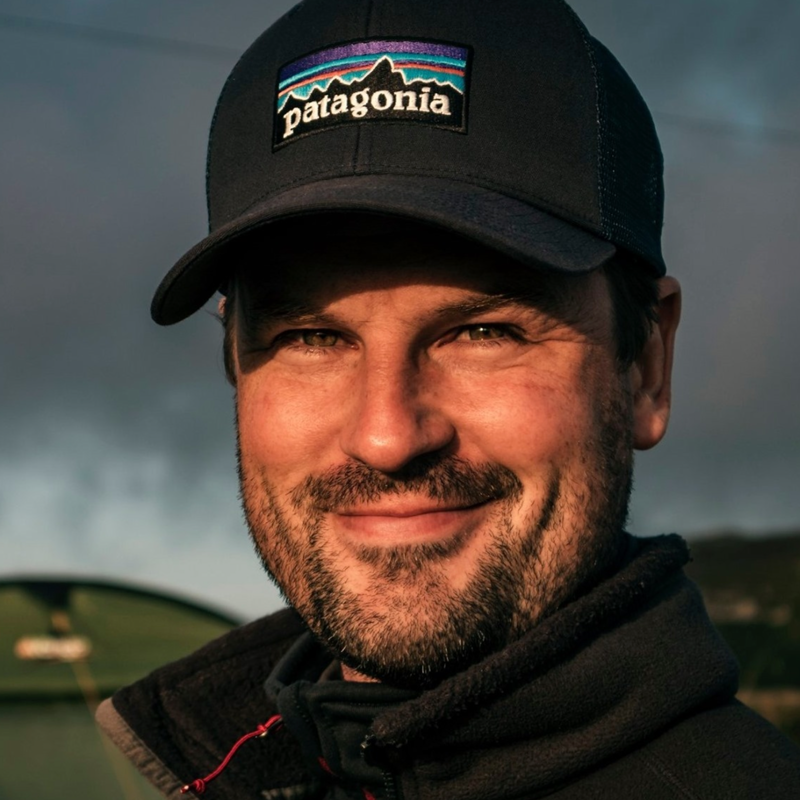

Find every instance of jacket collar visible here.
[264,534,738,799]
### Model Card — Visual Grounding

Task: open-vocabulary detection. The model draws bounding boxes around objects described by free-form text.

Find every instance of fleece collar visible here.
[264,534,738,800]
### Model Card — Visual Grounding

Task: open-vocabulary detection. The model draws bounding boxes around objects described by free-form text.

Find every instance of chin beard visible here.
[238,391,632,689]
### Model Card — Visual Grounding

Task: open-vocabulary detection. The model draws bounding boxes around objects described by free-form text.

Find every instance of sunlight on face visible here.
[233,219,633,687]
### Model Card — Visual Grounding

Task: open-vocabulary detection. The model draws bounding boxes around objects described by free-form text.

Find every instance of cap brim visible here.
[151,174,616,325]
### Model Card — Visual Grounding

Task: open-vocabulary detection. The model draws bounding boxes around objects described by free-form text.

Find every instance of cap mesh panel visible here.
[592,38,665,274]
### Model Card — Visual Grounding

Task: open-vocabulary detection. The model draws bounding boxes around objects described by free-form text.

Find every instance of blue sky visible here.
[1,0,798,619]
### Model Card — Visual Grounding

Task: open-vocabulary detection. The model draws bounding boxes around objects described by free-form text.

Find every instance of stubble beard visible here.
[238,387,633,689]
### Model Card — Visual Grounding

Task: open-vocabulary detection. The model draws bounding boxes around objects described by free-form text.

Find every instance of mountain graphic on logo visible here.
[277,54,466,112]
[274,55,468,147]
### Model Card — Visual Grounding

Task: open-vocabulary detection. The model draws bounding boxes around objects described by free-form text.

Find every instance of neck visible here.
[341,663,382,683]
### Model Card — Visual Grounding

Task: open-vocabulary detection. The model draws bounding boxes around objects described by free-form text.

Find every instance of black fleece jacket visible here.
[98,535,800,799]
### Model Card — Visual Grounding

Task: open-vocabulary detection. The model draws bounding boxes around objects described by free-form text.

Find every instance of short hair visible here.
[603,257,661,368]
[218,239,660,386]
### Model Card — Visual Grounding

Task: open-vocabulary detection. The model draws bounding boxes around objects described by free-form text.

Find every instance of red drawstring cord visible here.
[180,714,284,795]
[320,757,376,800]
[317,756,336,776]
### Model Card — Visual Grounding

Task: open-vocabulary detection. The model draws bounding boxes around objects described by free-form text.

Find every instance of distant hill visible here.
[0,577,240,800]
[685,531,800,743]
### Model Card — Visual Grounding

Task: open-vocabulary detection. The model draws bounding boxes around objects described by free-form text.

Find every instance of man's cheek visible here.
[458,381,594,467]
[237,383,343,469]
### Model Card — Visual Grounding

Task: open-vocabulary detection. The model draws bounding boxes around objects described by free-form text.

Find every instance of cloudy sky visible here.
[2,0,798,620]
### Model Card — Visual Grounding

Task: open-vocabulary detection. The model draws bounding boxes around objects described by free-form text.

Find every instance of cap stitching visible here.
[555,0,604,232]
[356,164,599,227]
[206,3,310,228]
[352,0,375,173]
[205,58,254,228]
[351,128,362,175]
[364,0,375,36]
[227,165,600,233]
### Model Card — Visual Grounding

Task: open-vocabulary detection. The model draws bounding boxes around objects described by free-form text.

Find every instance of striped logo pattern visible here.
[274,40,470,147]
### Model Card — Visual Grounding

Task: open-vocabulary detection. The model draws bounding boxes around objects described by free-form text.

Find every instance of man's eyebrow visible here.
[433,289,559,319]
[243,299,339,329]
[242,287,571,328]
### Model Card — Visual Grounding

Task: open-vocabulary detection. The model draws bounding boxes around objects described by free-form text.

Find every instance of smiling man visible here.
[230,223,665,690]
[97,0,800,797]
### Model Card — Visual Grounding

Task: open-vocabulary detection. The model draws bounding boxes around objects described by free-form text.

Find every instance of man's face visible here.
[232,222,638,687]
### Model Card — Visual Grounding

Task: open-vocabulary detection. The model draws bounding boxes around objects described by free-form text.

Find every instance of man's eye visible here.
[298,330,339,347]
[463,325,508,341]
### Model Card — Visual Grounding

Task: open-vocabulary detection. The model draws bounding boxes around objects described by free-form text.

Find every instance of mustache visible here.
[290,454,523,511]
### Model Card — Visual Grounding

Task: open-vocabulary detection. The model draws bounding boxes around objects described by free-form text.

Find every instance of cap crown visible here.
[206,0,664,273]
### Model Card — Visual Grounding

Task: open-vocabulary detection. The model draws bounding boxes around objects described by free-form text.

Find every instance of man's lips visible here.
[330,500,492,544]
[337,501,484,517]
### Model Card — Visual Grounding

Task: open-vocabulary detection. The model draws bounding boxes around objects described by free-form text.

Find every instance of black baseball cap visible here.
[151,0,665,325]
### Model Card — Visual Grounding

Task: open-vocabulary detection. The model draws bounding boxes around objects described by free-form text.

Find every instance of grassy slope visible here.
[685,531,800,743]
[0,583,237,697]
[1,582,238,800]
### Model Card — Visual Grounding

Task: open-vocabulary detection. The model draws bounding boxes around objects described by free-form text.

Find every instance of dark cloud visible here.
[1,0,798,618]
[570,0,800,537]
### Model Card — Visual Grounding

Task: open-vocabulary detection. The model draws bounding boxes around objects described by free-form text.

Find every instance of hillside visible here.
[685,531,800,742]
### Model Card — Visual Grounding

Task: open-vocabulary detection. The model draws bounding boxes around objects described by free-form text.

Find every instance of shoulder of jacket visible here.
[96,697,186,799]
[97,607,308,798]
[629,700,800,798]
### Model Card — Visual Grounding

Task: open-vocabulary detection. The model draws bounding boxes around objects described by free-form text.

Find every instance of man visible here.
[98,0,800,797]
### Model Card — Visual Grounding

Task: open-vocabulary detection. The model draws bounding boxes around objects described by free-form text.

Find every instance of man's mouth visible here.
[331,499,493,545]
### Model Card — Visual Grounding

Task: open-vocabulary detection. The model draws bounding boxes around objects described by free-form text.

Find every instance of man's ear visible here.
[631,276,681,451]
[217,294,239,387]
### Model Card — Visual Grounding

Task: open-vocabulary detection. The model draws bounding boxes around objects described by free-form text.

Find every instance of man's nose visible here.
[339,355,456,474]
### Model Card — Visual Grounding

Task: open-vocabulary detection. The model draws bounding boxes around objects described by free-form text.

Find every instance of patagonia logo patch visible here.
[274,39,470,148]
